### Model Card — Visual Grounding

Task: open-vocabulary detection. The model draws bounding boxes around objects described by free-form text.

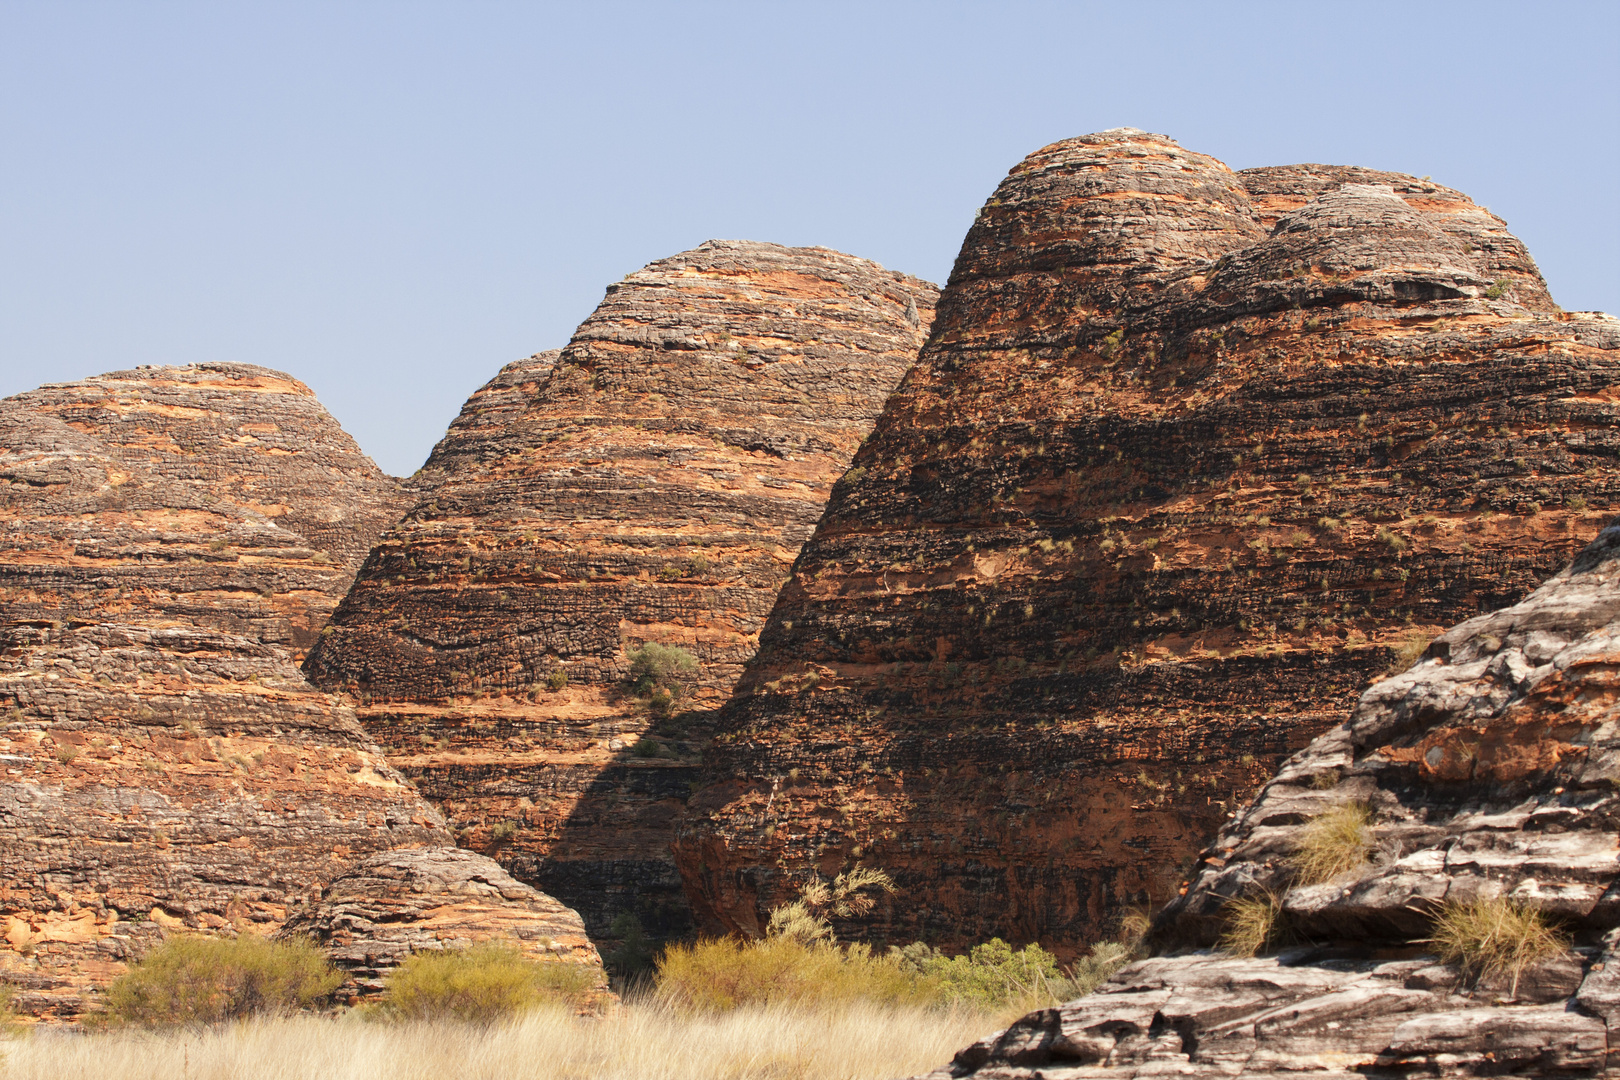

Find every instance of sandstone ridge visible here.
[0,364,600,1019]
[921,519,1620,1078]
[304,241,937,955]
[676,130,1620,954]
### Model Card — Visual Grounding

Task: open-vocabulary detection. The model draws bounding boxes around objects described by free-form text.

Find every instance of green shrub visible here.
[379,942,596,1023]
[1426,897,1569,997]
[908,938,1070,1008]
[631,736,661,757]
[604,913,658,980]
[100,934,341,1027]
[1291,801,1373,885]
[545,669,568,691]
[626,643,698,699]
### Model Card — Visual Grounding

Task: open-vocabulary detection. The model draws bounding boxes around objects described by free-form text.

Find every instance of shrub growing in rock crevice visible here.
[625,643,698,714]
[1291,801,1373,885]
[1426,897,1569,997]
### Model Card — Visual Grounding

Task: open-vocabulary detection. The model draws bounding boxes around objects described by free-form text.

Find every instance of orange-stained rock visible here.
[675,130,1620,956]
[280,847,606,1005]
[304,241,937,957]
[0,364,601,1019]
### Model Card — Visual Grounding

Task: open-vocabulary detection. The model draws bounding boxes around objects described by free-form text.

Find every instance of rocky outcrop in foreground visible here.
[920,520,1620,1077]
[304,242,936,953]
[678,130,1620,953]
[0,364,599,1019]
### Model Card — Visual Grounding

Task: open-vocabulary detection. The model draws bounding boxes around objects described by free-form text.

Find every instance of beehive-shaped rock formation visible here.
[676,130,1620,953]
[923,520,1620,1078]
[304,241,937,951]
[0,364,600,1019]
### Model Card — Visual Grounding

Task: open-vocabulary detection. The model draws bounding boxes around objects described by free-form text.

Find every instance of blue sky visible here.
[3,1,1617,476]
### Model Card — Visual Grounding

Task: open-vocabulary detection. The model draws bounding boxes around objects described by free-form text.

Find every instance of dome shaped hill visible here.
[0,364,601,1020]
[675,130,1620,957]
[303,241,938,958]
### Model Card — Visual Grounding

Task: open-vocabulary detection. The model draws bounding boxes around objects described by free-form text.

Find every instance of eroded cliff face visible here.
[0,364,600,1019]
[676,130,1620,955]
[303,241,937,951]
[924,521,1620,1078]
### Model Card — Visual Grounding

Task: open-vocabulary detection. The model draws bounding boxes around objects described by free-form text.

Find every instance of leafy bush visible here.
[626,643,698,700]
[1291,801,1373,885]
[904,938,1070,1008]
[380,942,597,1023]
[1426,897,1569,997]
[545,670,568,692]
[631,736,662,758]
[100,934,341,1027]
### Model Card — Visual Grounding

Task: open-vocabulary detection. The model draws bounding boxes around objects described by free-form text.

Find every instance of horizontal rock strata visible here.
[676,130,1620,955]
[0,364,597,1019]
[922,519,1620,1077]
[280,847,604,1004]
[303,242,937,954]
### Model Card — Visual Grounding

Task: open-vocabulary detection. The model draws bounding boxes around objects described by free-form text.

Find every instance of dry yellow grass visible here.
[0,1000,995,1080]
[1218,893,1283,958]
[1426,896,1571,997]
[1291,801,1374,886]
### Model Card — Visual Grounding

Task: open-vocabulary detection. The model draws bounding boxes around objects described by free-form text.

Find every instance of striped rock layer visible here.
[0,364,599,1019]
[676,130,1620,955]
[304,241,937,954]
[924,520,1620,1078]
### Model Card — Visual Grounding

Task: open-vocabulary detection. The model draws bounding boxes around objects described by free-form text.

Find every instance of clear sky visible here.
[3,1,1617,477]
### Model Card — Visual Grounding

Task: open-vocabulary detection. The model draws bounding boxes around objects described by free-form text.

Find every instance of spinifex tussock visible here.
[1291,801,1374,885]
[1426,896,1570,998]
[1218,893,1285,958]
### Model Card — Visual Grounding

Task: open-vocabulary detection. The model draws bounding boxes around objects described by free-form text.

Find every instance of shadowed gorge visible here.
[675,130,1620,957]
[304,240,937,956]
[0,364,601,1019]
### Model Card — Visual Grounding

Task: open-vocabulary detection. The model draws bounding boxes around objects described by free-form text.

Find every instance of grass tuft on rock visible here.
[379,942,597,1024]
[99,934,341,1028]
[1291,801,1373,885]
[1218,893,1285,958]
[1426,897,1570,997]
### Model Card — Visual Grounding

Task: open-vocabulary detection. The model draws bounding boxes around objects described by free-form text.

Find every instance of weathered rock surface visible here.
[677,130,1620,954]
[280,847,604,1004]
[916,520,1620,1077]
[0,364,599,1019]
[303,242,937,953]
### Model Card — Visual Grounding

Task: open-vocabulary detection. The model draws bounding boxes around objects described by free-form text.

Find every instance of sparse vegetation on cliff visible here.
[626,642,699,713]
